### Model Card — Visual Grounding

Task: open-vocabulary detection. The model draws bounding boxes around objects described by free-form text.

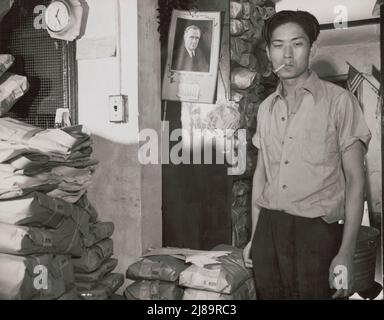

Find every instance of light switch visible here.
[109,95,127,123]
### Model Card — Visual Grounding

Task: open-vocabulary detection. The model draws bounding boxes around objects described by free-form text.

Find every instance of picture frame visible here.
[162,9,221,104]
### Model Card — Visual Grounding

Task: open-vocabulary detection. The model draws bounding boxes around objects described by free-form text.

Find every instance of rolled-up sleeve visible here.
[335,91,371,153]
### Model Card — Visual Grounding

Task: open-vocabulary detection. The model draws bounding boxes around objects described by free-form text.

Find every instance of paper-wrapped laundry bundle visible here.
[0,218,87,256]
[0,118,97,203]
[0,253,74,300]
[123,245,256,300]
[183,278,256,300]
[75,258,118,283]
[75,194,98,223]
[124,280,184,300]
[82,222,114,247]
[0,54,14,77]
[0,192,90,228]
[0,118,94,160]
[126,255,189,282]
[72,238,114,273]
[76,273,124,300]
[179,244,253,295]
[0,73,29,116]
[0,117,122,299]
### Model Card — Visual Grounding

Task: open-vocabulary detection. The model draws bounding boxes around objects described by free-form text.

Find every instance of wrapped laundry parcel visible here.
[124,280,184,300]
[183,278,256,300]
[0,54,14,78]
[75,258,118,283]
[0,73,29,116]
[179,244,253,294]
[0,253,74,300]
[81,221,114,248]
[0,165,95,201]
[126,255,189,282]
[72,238,114,273]
[0,118,91,157]
[0,192,90,229]
[76,273,124,300]
[0,218,87,256]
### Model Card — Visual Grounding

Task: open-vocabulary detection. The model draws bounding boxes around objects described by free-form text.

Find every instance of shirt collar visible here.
[271,70,322,106]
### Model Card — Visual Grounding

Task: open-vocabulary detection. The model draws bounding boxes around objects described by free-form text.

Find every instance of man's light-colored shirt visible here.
[252,70,371,223]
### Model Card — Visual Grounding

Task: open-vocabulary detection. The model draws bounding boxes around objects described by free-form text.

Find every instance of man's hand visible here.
[329,253,355,299]
[243,240,253,268]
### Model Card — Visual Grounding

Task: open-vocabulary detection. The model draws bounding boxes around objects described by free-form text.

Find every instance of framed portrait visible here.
[162,9,221,104]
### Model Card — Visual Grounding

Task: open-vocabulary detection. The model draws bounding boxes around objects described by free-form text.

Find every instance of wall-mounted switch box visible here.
[109,95,128,123]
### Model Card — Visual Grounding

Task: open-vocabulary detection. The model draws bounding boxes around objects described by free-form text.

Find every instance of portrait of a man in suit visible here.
[172,24,210,73]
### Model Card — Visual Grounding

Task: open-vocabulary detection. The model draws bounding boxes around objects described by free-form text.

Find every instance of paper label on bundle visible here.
[191,268,221,290]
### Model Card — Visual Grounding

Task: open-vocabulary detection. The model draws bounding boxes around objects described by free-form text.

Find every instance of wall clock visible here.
[45,0,84,41]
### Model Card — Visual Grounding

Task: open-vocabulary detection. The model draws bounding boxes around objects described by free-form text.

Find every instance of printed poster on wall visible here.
[162,9,221,104]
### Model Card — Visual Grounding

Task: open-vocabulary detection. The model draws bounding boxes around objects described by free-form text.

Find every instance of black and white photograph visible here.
[171,19,212,73]
[162,9,221,103]
[0,0,383,307]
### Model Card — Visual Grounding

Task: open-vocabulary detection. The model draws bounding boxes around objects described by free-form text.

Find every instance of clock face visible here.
[45,1,71,33]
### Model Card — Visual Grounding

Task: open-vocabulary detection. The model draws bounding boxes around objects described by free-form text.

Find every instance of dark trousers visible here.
[251,208,343,300]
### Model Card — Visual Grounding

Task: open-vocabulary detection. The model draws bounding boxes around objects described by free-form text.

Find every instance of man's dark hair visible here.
[263,10,320,46]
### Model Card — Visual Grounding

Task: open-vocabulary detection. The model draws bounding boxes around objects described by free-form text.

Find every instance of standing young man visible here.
[243,10,371,299]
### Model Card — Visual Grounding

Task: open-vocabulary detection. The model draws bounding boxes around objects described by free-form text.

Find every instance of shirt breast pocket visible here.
[301,130,337,165]
[262,135,281,165]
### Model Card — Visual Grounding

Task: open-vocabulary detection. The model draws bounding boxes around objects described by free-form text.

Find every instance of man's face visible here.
[184,28,200,51]
[267,22,314,80]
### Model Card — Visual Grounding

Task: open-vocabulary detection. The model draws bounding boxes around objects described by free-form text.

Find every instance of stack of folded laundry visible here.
[180,244,256,300]
[0,54,29,117]
[123,244,256,300]
[0,192,90,299]
[0,117,97,202]
[71,220,124,300]
[0,118,124,299]
[124,255,189,300]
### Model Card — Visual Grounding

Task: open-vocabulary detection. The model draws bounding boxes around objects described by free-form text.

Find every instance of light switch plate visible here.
[109,95,127,123]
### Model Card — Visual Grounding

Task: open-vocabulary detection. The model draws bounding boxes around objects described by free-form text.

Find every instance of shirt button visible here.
[281,117,286,121]
[282,185,288,190]
[284,160,289,165]
[289,137,293,140]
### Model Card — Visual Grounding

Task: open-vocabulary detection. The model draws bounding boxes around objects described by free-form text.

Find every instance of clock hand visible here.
[55,8,59,18]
